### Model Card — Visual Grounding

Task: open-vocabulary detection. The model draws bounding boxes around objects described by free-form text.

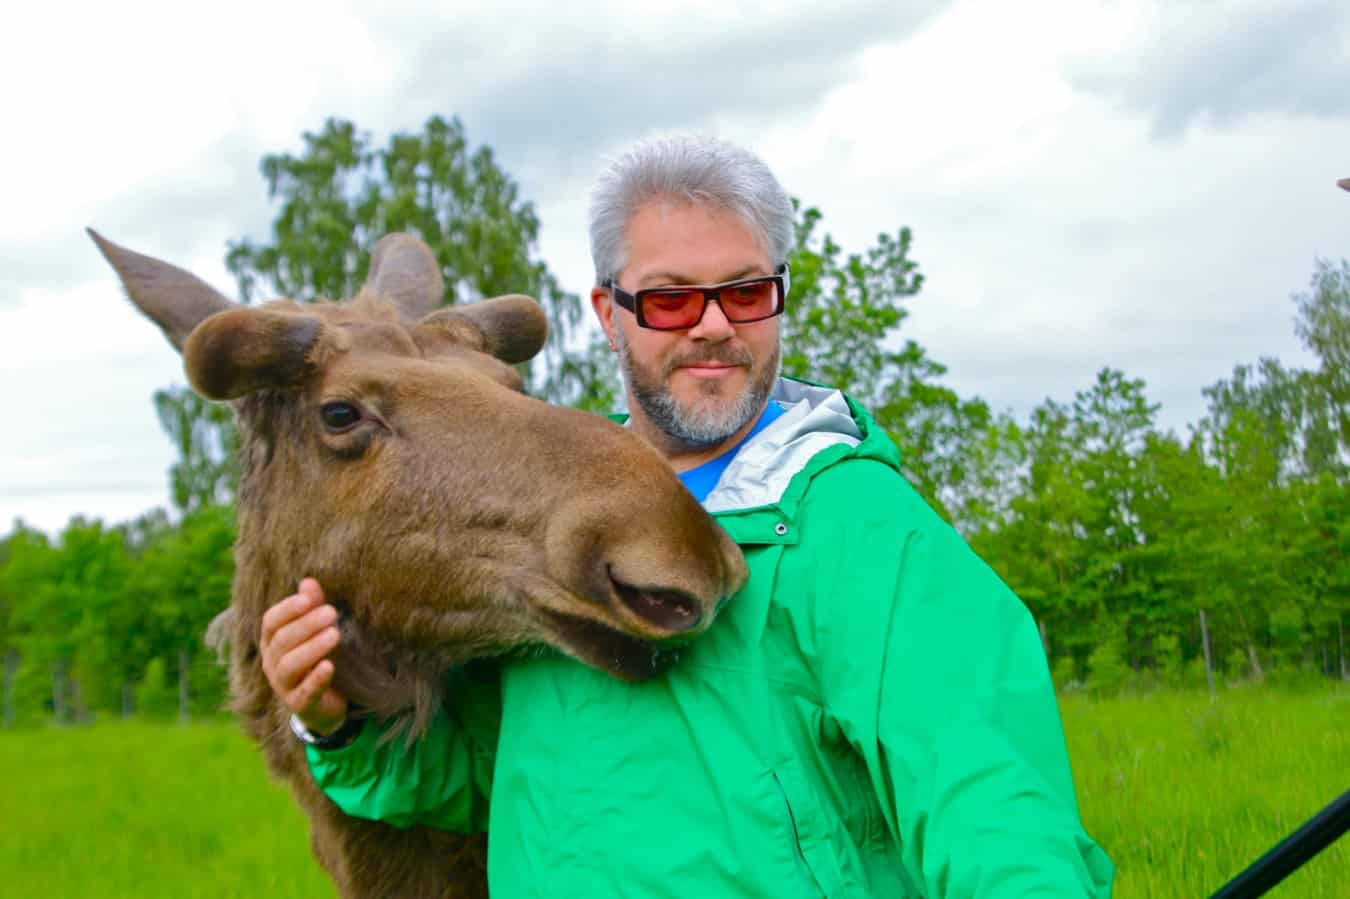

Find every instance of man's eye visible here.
[646,289,699,310]
[729,282,773,305]
[321,402,361,432]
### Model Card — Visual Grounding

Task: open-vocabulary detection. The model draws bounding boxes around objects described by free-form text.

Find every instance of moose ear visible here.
[447,294,549,364]
[88,229,236,351]
[183,308,324,400]
[364,233,444,320]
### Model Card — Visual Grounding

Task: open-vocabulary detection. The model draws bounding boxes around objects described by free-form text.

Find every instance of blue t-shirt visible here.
[677,401,785,503]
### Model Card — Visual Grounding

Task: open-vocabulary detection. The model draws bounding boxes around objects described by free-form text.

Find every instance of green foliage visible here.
[1294,258,1350,451]
[780,205,924,393]
[959,293,1350,687]
[225,115,586,404]
[782,204,993,513]
[6,654,55,726]
[1086,638,1132,696]
[154,115,598,513]
[1224,647,1250,681]
[0,507,234,724]
[134,658,177,718]
[1154,633,1184,687]
[1051,654,1080,691]
[154,387,238,514]
[5,115,1347,729]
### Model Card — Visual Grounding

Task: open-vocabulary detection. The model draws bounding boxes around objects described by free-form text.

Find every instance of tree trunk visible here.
[51,660,68,725]
[1038,619,1050,659]
[1340,618,1347,681]
[1200,609,1215,695]
[1247,642,1265,681]
[3,651,17,729]
[178,649,190,724]
[122,683,134,719]
[70,674,88,724]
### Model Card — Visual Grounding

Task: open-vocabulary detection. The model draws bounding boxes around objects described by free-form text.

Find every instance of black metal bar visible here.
[1209,788,1350,899]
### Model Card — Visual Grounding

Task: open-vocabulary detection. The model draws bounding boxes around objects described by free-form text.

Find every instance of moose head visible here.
[89,229,748,736]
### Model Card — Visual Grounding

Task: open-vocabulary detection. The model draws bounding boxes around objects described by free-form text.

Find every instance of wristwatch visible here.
[289,712,365,750]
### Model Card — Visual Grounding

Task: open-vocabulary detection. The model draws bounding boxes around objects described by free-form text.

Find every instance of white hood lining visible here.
[704,380,862,514]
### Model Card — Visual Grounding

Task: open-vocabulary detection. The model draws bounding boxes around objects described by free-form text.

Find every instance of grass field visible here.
[3,685,1346,897]
[1062,685,1349,898]
[1,718,334,898]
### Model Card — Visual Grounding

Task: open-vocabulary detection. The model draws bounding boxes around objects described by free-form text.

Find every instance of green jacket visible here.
[308,379,1115,897]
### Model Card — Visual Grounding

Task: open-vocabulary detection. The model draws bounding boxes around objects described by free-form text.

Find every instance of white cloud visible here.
[1067,0,1350,138]
[756,0,1337,430]
[1,280,184,533]
[3,0,1347,535]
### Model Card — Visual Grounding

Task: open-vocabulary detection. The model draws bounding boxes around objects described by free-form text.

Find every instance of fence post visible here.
[3,651,17,729]
[178,649,190,724]
[1199,609,1215,695]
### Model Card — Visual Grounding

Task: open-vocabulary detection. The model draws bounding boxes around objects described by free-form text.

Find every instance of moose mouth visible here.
[544,610,685,682]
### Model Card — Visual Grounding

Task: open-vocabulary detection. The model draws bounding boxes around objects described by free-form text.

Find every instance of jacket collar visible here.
[703,378,862,514]
[608,376,900,542]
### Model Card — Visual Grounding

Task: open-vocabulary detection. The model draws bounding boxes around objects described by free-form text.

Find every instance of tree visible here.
[0,519,132,719]
[780,205,924,394]
[0,529,15,655]
[153,115,600,509]
[781,204,990,515]
[1290,472,1350,677]
[153,387,238,514]
[117,505,236,714]
[1293,258,1350,464]
[227,115,589,400]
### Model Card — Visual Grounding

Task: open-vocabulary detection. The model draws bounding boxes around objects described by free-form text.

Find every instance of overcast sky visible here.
[3,0,1348,534]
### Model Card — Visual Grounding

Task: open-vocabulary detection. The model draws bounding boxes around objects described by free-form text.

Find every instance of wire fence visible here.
[1,648,231,728]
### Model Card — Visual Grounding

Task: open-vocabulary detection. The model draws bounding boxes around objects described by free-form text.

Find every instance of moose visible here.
[89,230,748,898]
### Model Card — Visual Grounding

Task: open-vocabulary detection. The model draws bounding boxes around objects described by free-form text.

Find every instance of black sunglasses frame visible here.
[605,263,790,331]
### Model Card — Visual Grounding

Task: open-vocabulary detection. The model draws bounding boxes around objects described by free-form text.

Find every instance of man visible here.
[262,135,1115,896]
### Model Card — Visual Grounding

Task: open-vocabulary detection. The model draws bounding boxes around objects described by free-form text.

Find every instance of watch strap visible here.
[289,712,365,750]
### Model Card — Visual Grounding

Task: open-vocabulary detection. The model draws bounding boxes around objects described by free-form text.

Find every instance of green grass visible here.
[1,717,334,898]
[3,686,1346,897]
[1063,684,1349,898]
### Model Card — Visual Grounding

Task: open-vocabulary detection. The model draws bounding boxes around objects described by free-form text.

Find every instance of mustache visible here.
[665,347,753,372]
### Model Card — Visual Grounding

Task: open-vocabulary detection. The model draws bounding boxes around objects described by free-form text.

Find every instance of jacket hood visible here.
[704,379,863,513]
[612,376,903,538]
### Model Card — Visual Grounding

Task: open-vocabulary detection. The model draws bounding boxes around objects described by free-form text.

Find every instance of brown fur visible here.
[89,229,748,898]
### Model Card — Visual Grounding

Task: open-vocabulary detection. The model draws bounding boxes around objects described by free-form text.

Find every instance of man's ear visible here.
[591,285,617,349]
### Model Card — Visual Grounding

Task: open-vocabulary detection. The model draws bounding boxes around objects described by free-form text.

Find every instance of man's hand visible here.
[261,577,349,736]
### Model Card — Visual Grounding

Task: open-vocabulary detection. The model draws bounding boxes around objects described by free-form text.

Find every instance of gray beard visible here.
[616,328,780,451]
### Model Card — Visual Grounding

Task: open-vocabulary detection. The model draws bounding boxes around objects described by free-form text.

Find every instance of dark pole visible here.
[1209,788,1350,899]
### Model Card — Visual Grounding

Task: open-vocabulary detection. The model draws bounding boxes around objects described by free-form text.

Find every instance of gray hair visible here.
[588,135,794,285]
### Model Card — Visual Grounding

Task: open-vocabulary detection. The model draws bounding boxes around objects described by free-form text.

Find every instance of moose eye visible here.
[320,401,362,432]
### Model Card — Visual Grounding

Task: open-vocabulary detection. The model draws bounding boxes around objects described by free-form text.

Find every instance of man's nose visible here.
[688,297,735,340]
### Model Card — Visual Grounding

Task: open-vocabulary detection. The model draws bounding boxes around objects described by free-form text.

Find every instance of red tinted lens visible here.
[640,288,705,328]
[719,278,778,322]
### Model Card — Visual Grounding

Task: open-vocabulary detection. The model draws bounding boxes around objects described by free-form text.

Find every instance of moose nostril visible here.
[610,576,703,633]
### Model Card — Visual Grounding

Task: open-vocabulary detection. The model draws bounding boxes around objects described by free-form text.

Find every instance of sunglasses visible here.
[605,263,790,330]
